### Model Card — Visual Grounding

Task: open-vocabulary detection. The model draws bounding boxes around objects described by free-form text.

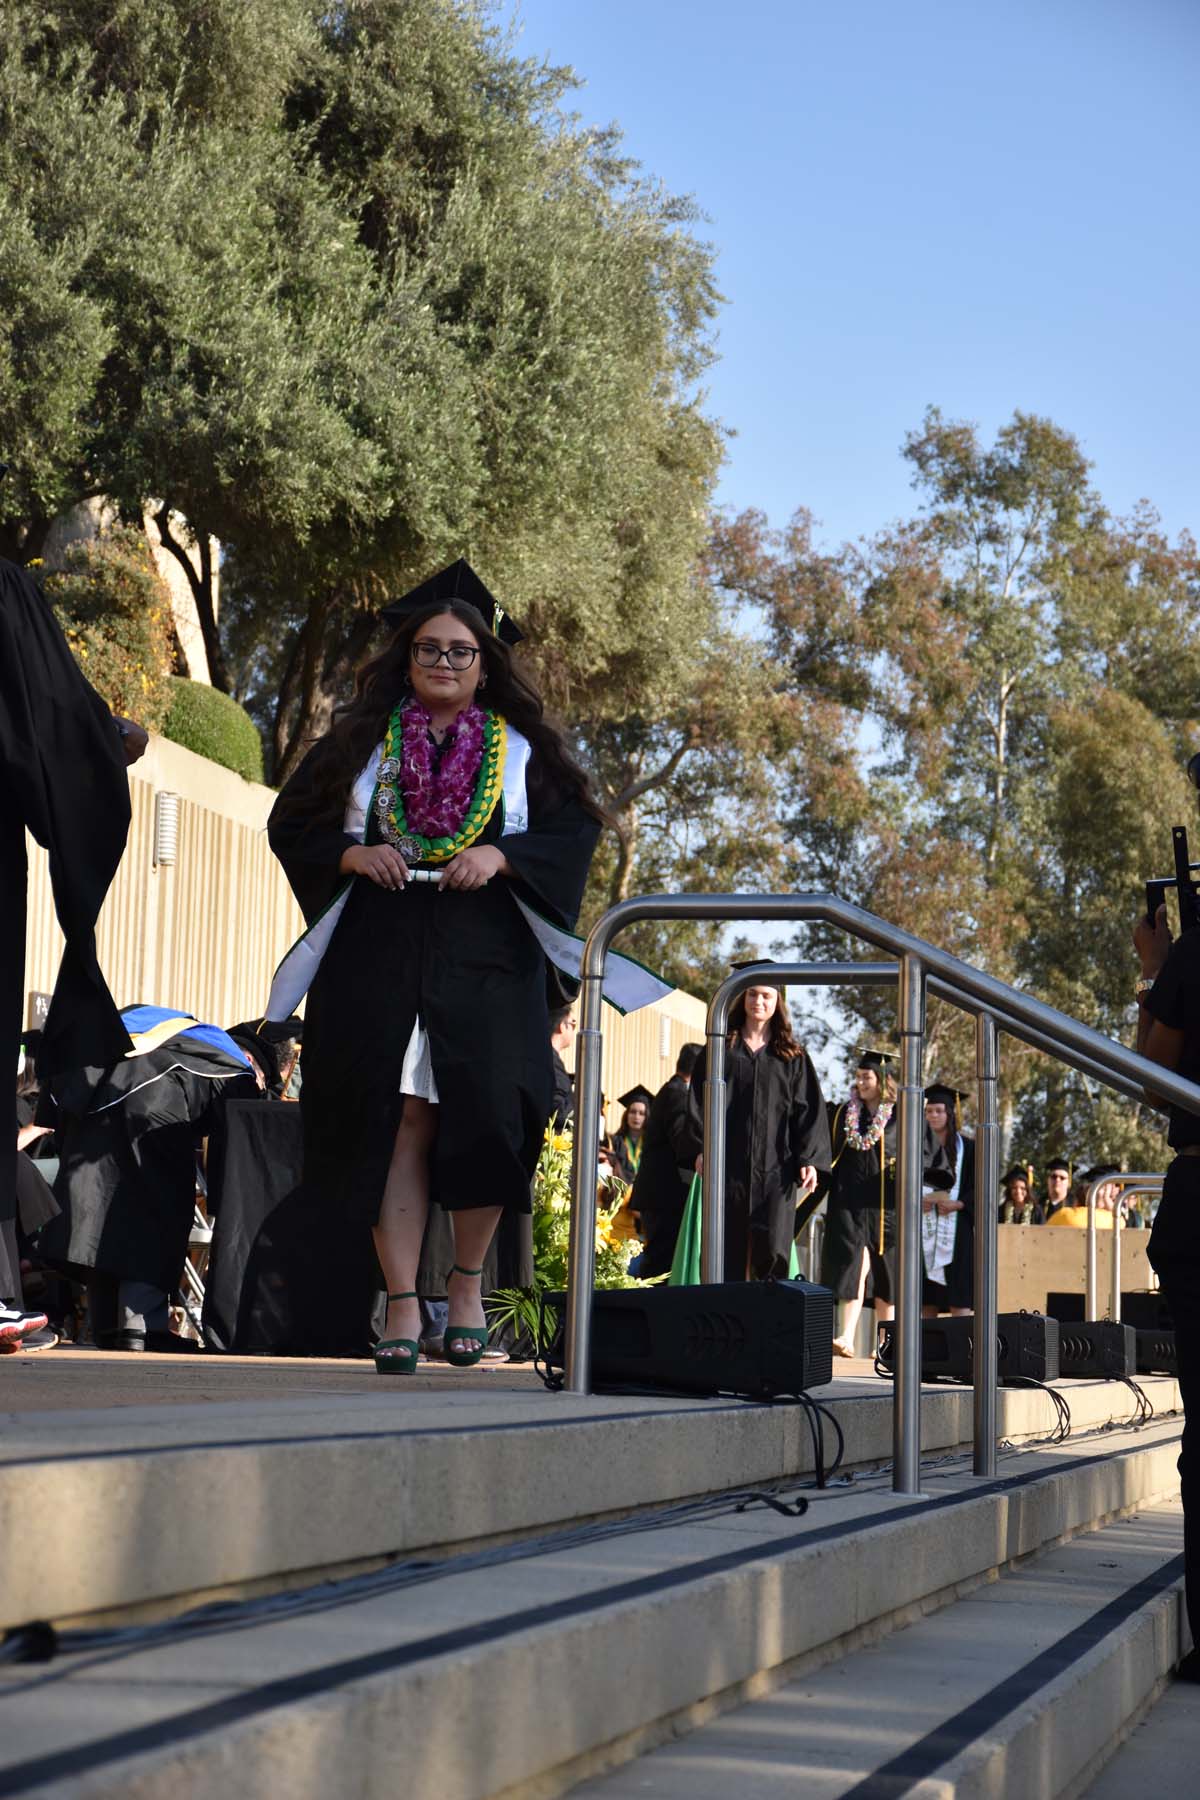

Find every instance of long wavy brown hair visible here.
[728,988,804,1061]
[286,599,605,829]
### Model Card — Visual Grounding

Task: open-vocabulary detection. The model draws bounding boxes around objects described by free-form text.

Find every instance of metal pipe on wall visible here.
[894,954,927,1495]
[564,959,606,1394]
[1082,1174,1163,1320]
[700,1019,728,1284]
[973,1014,1000,1477]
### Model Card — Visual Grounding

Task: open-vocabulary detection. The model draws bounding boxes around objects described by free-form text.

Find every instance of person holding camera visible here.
[1134,901,1200,1679]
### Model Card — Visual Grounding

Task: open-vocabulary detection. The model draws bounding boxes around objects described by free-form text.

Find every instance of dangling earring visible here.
[477,673,487,691]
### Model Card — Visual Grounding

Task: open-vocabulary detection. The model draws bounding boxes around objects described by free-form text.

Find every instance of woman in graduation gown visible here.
[685,981,831,1282]
[603,1085,652,1187]
[818,1050,898,1357]
[921,1082,975,1315]
[267,562,602,1372]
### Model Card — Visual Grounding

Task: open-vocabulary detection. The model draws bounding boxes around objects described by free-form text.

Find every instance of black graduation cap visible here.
[922,1166,955,1192]
[257,1014,304,1045]
[380,559,523,646]
[1002,1165,1031,1187]
[618,1084,654,1112]
[855,1046,896,1072]
[227,1022,282,1093]
[924,1083,968,1106]
[1044,1155,1072,1176]
[1081,1162,1120,1184]
[730,957,776,971]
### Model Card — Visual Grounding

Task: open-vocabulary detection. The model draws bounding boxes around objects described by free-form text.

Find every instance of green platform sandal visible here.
[445,1265,489,1368]
[374,1291,420,1375]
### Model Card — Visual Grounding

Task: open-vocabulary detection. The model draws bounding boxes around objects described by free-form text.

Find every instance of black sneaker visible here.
[14,1326,59,1353]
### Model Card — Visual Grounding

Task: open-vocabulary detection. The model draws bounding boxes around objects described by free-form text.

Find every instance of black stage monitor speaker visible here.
[1047,1292,1174,1333]
[877,1313,1059,1384]
[1136,1328,1178,1376]
[543,1279,834,1398]
[1120,1293,1175,1332]
[1057,1321,1137,1379]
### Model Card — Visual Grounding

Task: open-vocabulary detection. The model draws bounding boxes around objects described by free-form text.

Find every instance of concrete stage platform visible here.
[0,1347,1194,1797]
[1,1341,546,1412]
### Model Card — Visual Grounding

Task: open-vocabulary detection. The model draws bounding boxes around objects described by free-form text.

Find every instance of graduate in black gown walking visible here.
[921,1082,975,1316]
[685,979,831,1282]
[818,1049,898,1358]
[268,563,602,1372]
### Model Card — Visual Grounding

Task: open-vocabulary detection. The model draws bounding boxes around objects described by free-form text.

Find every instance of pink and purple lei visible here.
[400,698,487,838]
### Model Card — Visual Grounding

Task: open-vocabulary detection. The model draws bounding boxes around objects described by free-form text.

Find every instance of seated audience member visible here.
[2,1041,58,1348]
[605,1085,653,1186]
[1000,1164,1044,1224]
[1,1123,50,1349]
[628,1043,704,1280]
[273,1022,304,1100]
[1046,1164,1124,1229]
[1042,1156,1073,1220]
[548,1005,576,1128]
[34,1006,261,1351]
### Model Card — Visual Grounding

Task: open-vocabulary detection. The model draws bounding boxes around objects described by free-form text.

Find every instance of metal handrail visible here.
[1083,1173,1165,1322]
[565,891,1200,1497]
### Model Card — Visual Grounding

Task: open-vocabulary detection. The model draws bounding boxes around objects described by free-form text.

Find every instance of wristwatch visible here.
[1135,977,1155,999]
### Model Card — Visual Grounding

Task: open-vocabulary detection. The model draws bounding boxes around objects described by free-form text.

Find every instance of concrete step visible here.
[0,1363,1181,1630]
[0,1411,1184,1799]
[572,1501,1188,1800]
[1080,1671,1200,1796]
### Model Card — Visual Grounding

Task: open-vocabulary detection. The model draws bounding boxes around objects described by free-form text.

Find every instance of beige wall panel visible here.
[23,736,304,1032]
[562,992,708,1136]
[997,1224,1155,1316]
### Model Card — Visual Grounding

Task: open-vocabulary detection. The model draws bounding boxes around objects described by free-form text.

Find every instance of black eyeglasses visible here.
[412,641,480,670]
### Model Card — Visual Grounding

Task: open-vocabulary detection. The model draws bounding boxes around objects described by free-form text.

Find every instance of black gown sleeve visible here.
[957,1136,976,1215]
[678,1046,708,1166]
[0,558,131,1076]
[267,738,360,925]
[500,756,601,932]
[810,1101,845,1203]
[788,1054,833,1173]
[666,1083,698,1164]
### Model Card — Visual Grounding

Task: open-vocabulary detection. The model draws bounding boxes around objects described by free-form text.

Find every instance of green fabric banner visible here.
[668,1175,800,1284]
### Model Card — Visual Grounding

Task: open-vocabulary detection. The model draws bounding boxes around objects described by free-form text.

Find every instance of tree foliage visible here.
[43,525,174,730]
[769,408,1200,1171]
[0,0,722,781]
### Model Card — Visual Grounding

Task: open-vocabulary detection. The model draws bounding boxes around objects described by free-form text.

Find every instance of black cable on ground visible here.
[1003,1377,1072,1443]
[0,1474,816,1677]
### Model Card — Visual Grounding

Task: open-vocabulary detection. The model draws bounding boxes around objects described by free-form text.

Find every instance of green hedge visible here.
[162,678,265,783]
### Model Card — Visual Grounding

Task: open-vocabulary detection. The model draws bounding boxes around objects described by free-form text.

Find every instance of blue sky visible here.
[510,0,1199,556]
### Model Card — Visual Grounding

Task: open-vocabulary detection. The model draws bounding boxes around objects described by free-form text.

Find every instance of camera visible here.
[1145,754,1200,934]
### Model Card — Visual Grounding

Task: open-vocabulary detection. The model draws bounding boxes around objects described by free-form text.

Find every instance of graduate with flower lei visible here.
[267,562,602,1372]
[815,1050,899,1357]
